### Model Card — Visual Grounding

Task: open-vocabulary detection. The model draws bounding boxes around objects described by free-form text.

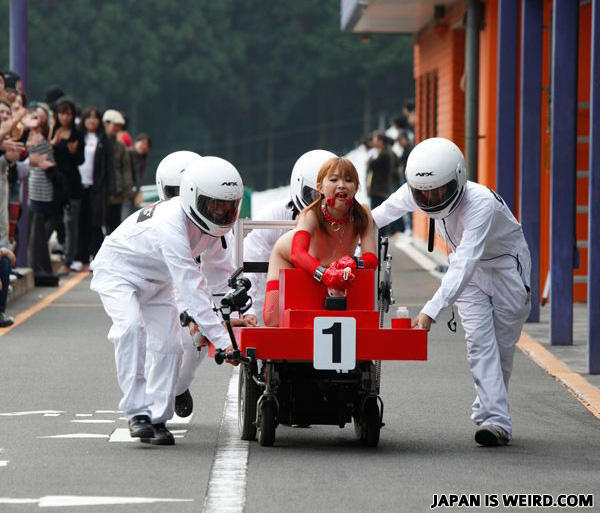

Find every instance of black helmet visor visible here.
[410,179,459,213]
[196,194,240,226]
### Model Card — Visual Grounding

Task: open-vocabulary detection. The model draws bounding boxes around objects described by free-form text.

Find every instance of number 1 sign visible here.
[313,317,356,371]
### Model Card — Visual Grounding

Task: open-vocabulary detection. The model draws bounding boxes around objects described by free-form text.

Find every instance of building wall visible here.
[413,0,591,303]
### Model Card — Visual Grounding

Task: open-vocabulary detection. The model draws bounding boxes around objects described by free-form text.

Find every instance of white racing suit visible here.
[173,231,235,397]
[372,182,531,437]
[243,199,296,319]
[90,198,232,424]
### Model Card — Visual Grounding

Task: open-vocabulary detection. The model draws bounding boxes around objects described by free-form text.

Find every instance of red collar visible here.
[321,202,352,226]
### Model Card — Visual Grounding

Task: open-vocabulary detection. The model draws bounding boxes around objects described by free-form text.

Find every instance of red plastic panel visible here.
[279,269,375,316]
[281,309,380,329]
[236,326,427,361]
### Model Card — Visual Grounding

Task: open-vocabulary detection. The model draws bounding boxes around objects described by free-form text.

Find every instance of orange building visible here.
[342,0,598,365]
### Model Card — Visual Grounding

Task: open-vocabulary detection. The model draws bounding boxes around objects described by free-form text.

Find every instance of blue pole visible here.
[519,0,543,323]
[496,0,518,212]
[589,0,600,374]
[10,0,29,268]
[9,0,28,94]
[550,0,578,346]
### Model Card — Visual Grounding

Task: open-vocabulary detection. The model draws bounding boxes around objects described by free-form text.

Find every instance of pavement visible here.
[397,233,600,415]
[0,240,598,512]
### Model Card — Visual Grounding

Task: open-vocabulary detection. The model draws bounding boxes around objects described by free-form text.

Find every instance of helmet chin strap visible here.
[428,218,435,252]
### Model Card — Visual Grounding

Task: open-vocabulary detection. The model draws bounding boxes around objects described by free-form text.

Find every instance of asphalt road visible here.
[0,244,598,512]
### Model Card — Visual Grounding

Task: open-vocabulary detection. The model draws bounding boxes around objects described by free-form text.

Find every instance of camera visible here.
[221,268,252,314]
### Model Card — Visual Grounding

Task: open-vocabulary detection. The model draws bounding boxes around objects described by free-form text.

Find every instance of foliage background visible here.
[1,0,413,190]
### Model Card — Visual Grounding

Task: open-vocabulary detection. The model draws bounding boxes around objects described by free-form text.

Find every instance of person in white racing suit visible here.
[371,137,531,447]
[91,156,247,445]
[243,149,337,318]
[153,151,257,419]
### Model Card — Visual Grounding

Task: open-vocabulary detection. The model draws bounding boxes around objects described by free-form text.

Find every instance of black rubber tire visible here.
[361,398,381,447]
[258,400,276,447]
[238,365,258,441]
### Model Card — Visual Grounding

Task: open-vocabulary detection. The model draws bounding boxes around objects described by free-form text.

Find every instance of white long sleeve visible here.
[371,184,417,229]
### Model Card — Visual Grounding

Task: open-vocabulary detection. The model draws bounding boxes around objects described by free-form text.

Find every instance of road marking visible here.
[0,272,90,337]
[518,332,600,420]
[396,237,600,422]
[202,366,248,513]
[71,420,115,424]
[44,414,61,417]
[394,237,446,279]
[0,410,64,416]
[75,414,93,417]
[108,427,188,442]
[0,496,194,507]
[38,433,109,439]
[48,303,103,307]
[0,461,8,467]
[108,428,135,442]
[167,413,193,425]
[95,410,121,414]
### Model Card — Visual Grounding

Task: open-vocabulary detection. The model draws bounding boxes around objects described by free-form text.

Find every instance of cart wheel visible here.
[363,398,381,447]
[258,400,276,447]
[238,365,258,440]
[356,398,380,447]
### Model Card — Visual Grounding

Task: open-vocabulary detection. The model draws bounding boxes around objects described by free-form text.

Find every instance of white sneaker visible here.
[475,424,510,446]
[69,261,83,272]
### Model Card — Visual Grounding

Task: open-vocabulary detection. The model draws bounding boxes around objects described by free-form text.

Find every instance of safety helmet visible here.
[180,156,243,237]
[156,151,202,201]
[290,149,337,211]
[405,137,467,219]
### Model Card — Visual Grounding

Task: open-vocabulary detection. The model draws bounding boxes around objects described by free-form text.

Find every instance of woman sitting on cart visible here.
[264,157,379,326]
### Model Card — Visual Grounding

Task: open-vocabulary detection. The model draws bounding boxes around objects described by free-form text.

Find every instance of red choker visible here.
[321,202,352,226]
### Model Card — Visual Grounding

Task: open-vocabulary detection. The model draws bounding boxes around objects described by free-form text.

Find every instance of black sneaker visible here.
[141,423,175,446]
[475,424,510,447]
[0,313,14,328]
[128,415,154,438]
[175,389,193,418]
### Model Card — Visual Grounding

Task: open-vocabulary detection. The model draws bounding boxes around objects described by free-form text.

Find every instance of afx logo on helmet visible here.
[180,156,243,237]
[405,137,466,219]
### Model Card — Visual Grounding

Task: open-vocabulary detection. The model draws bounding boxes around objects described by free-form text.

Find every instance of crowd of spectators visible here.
[0,70,152,326]
[365,98,415,236]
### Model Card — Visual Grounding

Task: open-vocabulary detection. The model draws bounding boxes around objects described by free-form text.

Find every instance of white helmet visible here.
[405,137,467,219]
[180,156,243,237]
[290,149,337,211]
[156,151,202,201]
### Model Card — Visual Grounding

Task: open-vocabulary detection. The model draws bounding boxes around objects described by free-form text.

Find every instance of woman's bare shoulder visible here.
[296,209,319,232]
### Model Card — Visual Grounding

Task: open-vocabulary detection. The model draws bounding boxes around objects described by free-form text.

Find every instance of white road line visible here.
[71,420,115,424]
[95,410,122,414]
[0,410,64,416]
[0,461,8,467]
[38,434,109,439]
[167,413,193,425]
[394,238,446,280]
[0,496,194,507]
[108,428,135,442]
[75,414,93,417]
[43,414,61,417]
[108,428,188,442]
[202,367,248,513]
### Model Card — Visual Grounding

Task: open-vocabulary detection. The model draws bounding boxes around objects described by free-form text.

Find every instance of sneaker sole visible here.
[139,435,175,446]
[475,428,508,447]
[129,427,155,439]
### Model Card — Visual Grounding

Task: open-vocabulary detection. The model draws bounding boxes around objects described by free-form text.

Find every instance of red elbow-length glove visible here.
[291,231,361,289]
